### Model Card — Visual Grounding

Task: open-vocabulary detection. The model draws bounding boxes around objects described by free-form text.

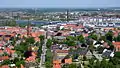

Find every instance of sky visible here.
[0,0,119,8]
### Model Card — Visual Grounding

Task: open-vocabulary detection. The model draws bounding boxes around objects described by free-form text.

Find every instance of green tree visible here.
[46,39,52,49]
[45,49,53,68]
[109,57,119,65]
[105,31,113,42]
[62,63,77,68]
[115,52,120,58]
[45,61,52,68]
[116,35,120,42]
[69,63,77,68]
[77,35,85,43]
[39,35,45,41]
[3,52,9,56]
[13,58,25,67]
[4,20,17,26]
[88,34,98,40]
[66,36,76,41]
[89,58,95,65]
[62,64,69,68]
[65,40,76,46]
[1,60,11,65]
[9,20,17,26]
[37,46,42,57]
[72,53,79,60]
[107,62,114,68]
[94,60,101,68]
[65,36,76,46]
[39,35,45,45]
[14,42,28,53]
[100,36,106,41]
[35,41,40,46]
[26,37,35,45]
[100,59,108,68]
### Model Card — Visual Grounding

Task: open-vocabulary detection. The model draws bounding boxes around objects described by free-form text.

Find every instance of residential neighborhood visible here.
[1,21,120,68]
[0,7,120,68]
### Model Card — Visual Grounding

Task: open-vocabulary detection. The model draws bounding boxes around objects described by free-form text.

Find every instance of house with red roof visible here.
[25,52,37,62]
[55,50,69,57]
[0,65,10,68]
[113,42,120,52]
[61,24,84,31]
[53,60,61,68]
[0,56,9,61]
[64,58,72,64]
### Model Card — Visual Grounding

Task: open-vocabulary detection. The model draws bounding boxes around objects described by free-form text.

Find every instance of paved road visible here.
[39,39,47,68]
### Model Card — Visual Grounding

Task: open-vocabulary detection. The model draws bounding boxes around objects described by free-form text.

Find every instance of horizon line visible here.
[0,6,120,9]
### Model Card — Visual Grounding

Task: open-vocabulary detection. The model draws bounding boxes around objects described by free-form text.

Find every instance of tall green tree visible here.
[39,35,45,45]
[66,36,76,41]
[1,60,11,65]
[77,35,85,43]
[88,34,98,40]
[13,58,25,67]
[105,31,113,42]
[100,59,108,68]
[69,63,77,68]
[45,49,53,68]
[46,39,52,49]
[65,36,76,46]
[65,40,76,46]
[14,42,28,53]
[45,61,52,68]
[26,37,35,45]
[94,60,101,68]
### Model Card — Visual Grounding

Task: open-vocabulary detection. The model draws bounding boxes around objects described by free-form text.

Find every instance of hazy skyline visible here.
[0,0,119,8]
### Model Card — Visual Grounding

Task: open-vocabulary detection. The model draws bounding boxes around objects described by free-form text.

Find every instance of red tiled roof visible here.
[55,50,69,53]
[63,24,83,29]
[113,42,120,48]
[53,60,61,68]
[53,60,61,64]
[65,58,72,64]
[30,33,37,37]
[4,48,15,55]
[53,64,61,68]
[0,65,9,68]
[34,37,40,41]
[104,27,114,30]
[25,52,37,62]
[26,56,36,62]
[10,50,15,54]
[0,32,6,35]
[31,52,37,57]
[0,56,9,61]
[113,42,120,45]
